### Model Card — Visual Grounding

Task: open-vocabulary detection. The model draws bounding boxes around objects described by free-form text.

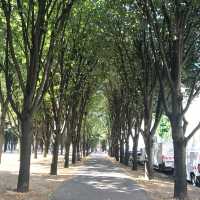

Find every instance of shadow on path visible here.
[50,152,150,200]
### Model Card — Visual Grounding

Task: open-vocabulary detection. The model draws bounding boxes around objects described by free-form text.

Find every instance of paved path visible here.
[50,152,150,200]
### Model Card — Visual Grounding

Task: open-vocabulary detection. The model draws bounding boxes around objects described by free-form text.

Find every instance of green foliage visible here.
[157,115,171,140]
[86,89,108,143]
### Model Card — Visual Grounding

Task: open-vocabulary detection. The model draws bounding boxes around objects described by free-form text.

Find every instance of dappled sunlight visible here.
[82,177,144,193]
[50,153,149,200]
[46,178,69,182]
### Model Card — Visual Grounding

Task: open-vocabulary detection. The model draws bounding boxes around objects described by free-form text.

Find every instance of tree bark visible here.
[173,139,187,199]
[40,140,43,153]
[50,132,60,175]
[115,141,119,161]
[77,142,81,161]
[43,123,51,158]
[86,143,90,156]
[0,100,7,163]
[171,120,188,199]
[4,134,8,152]
[17,113,32,192]
[144,136,153,180]
[60,135,64,155]
[0,134,4,164]
[34,134,38,159]
[83,134,86,157]
[120,138,124,164]
[64,141,71,168]
[124,139,129,166]
[72,142,76,164]
[132,133,139,170]
[44,138,50,157]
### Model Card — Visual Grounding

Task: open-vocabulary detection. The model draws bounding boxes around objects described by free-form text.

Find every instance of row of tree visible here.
[102,1,200,200]
[0,0,104,193]
[0,1,200,200]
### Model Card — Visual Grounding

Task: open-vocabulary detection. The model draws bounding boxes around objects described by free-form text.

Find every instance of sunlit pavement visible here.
[50,152,150,200]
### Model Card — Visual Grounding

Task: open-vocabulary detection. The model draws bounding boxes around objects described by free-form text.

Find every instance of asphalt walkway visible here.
[50,152,150,200]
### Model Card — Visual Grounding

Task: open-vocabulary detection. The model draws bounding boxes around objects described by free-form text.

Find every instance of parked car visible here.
[153,141,174,171]
[186,149,200,186]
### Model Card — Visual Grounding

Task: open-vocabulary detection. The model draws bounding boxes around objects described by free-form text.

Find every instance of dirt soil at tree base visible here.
[0,153,83,200]
[0,153,200,200]
[109,157,200,200]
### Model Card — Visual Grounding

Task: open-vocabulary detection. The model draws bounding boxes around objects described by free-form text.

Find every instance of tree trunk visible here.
[132,133,139,170]
[4,136,8,152]
[60,135,64,155]
[40,140,43,153]
[120,139,124,164]
[115,142,119,161]
[144,136,153,180]
[0,100,7,163]
[44,139,49,157]
[83,137,86,157]
[17,113,33,192]
[124,139,129,166]
[171,122,188,199]
[86,143,90,156]
[43,133,50,157]
[110,141,114,157]
[34,135,38,159]
[0,118,5,162]
[50,132,60,175]
[0,134,4,164]
[77,143,81,161]
[60,143,64,155]
[64,142,70,168]
[72,142,76,164]
[173,139,187,199]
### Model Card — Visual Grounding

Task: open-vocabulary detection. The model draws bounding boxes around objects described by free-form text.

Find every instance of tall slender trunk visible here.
[77,142,81,161]
[144,136,153,180]
[86,143,90,156]
[64,120,72,168]
[4,136,8,152]
[174,139,187,199]
[0,100,7,163]
[34,134,38,159]
[60,143,64,155]
[83,134,86,157]
[44,138,50,157]
[40,140,43,153]
[43,127,51,157]
[110,139,115,157]
[171,121,188,199]
[17,113,33,192]
[64,142,71,168]
[124,139,129,166]
[120,139,124,164]
[72,142,76,164]
[132,133,139,170]
[0,120,5,163]
[50,132,60,175]
[0,133,4,164]
[115,141,119,161]
[60,135,64,155]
